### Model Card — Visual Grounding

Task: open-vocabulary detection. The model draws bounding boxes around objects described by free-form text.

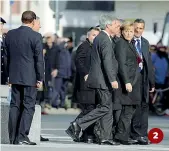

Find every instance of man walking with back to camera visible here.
[5,11,44,145]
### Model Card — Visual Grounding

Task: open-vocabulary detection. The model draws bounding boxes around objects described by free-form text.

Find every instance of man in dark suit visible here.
[73,26,100,143]
[66,14,120,145]
[5,11,44,145]
[130,19,155,145]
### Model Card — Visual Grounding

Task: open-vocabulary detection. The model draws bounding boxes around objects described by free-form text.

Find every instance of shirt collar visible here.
[134,36,141,42]
[103,30,112,42]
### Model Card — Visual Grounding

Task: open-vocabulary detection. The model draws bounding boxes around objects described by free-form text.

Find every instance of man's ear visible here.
[32,19,36,26]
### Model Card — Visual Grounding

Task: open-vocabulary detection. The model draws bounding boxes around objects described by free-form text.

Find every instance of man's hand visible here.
[36,81,43,89]
[84,74,88,81]
[125,83,132,92]
[51,69,58,78]
[111,81,118,89]
[149,87,155,93]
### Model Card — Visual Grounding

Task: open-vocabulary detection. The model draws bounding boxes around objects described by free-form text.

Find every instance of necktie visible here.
[136,39,141,55]
[135,39,143,71]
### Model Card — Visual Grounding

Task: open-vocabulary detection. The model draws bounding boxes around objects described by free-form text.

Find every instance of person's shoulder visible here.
[6,28,17,35]
[141,37,149,45]
[116,37,125,45]
[31,31,42,38]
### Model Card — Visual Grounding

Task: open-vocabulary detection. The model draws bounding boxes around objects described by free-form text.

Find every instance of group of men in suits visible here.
[66,14,155,145]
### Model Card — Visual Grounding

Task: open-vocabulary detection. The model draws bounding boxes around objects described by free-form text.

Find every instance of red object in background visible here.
[148,128,164,144]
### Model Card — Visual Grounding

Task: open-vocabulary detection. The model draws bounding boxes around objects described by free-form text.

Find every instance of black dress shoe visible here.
[65,122,81,142]
[128,138,139,144]
[40,136,49,141]
[18,140,37,145]
[100,139,120,145]
[136,136,149,145]
[115,139,137,145]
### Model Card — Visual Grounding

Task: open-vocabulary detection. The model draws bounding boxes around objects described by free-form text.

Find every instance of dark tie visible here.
[136,39,141,55]
[135,39,143,72]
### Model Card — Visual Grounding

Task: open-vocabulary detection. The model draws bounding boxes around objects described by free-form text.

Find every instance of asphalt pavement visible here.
[1,114,169,151]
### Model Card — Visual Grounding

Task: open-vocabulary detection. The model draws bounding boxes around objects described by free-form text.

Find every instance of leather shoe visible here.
[136,136,149,145]
[115,139,138,145]
[65,122,81,142]
[128,138,138,144]
[40,136,49,141]
[18,140,36,145]
[100,139,120,145]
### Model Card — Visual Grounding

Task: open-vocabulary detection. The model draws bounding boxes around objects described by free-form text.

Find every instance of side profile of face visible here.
[88,29,100,43]
[108,20,121,36]
[32,19,41,32]
[122,26,135,41]
[134,22,145,38]
[114,20,121,37]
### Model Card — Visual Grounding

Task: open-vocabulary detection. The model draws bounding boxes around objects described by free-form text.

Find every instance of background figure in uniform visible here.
[73,27,100,143]
[6,11,44,145]
[51,41,72,108]
[0,17,8,85]
[66,14,120,145]
[130,19,155,145]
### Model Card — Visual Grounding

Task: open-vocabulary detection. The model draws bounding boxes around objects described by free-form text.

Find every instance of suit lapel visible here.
[141,37,147,59]
[141,37,149,66]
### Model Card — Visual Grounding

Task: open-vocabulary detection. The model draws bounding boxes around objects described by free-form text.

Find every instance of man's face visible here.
[108,20,121,36]
[0,22,4,34]
[88,29,100,43]
[67,41,73,48]
[134,22,145,38]
[32,19,41,32]
[46,37,53,44]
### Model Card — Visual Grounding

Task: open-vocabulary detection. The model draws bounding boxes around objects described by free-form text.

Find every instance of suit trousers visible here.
[112,109,122,136]
[8,84,37,142]
[131,101,149,138]
[76,104,95,137]
[115,105,136,141]
[76,89,113,140]
[130,71,149,139]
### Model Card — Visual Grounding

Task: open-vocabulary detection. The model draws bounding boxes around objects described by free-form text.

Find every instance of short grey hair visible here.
[99,14,117,30]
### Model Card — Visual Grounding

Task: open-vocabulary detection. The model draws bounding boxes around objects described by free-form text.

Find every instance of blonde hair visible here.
[120,21,134,31]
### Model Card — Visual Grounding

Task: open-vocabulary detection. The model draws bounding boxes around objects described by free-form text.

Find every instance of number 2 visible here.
[153,132,158,139]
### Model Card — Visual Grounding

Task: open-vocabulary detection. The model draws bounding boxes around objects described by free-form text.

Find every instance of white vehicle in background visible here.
[153,12,169,48]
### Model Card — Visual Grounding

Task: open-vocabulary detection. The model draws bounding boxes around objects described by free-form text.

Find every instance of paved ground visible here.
[1,114,169,151]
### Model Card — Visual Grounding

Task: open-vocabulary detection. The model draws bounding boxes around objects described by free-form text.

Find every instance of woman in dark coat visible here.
[114,22,141,144]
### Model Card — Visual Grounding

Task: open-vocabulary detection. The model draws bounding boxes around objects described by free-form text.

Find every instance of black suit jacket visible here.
[87,31,118,90]
[140,37,155,102]
[5,26,44,86]
[114,37,141,105]
[73,39,95,104]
